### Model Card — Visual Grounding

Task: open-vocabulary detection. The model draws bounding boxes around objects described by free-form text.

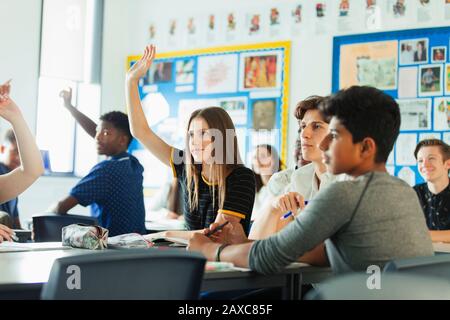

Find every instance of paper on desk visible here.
[0,241,72,253]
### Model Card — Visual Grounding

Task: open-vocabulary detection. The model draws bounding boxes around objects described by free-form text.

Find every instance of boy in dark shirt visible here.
[48,89,146,236]
[414,139,450,242]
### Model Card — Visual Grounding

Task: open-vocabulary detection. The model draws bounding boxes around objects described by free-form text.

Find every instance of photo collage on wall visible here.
[128,42,290,188]
[334,26,450,186]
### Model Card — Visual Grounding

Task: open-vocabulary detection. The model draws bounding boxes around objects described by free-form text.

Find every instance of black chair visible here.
[383,254,450,279]
[33,214,98,242]
[305,272,450,300]
[41,249,206,300]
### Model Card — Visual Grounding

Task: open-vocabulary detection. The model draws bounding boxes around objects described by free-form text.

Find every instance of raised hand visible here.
[126,44,156,81]
[0,79,11,96]
[59,87,73,108]
[0,80,21,123]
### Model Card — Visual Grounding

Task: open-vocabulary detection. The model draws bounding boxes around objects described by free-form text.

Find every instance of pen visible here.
[11,233,19,242]
[279,200,309,220]
[205,221,229,237]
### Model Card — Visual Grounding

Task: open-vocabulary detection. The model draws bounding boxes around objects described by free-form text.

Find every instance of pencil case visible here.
[62,224,108,250]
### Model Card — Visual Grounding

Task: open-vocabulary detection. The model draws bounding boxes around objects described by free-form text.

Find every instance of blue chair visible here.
[33,213,98,242]
[41,249,206,300]
[305,272,450,300]
[383,254,450,279]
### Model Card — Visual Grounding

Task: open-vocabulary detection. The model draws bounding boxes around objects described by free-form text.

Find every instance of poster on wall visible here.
[433,97,450,131]
[239,50,283,91]
[333,26,450,185]
[128,41,290,188]
[365,0,382,30]
[399,38,428,65]
[197,54,238,94]
[418,64,443,97]
[339,40,398,90]
[397,98,432,131]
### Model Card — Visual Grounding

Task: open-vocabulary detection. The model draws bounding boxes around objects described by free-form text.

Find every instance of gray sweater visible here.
[249,171,434,274]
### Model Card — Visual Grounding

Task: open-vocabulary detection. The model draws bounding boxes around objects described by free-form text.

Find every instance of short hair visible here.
[294,95,326,121]
[414,139,450,161]
[3,129,16,145]
[99,111,133,146]
[320,86,400,163]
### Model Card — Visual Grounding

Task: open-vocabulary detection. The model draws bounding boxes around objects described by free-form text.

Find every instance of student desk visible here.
[433,242,450,254]
[0,248,332,300]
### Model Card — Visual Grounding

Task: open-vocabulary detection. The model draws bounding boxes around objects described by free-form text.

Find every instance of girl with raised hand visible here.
[125,45,256,240]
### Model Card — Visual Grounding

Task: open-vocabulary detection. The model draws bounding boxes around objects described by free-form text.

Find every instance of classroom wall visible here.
[100,0,450,170]
[4,0,450,226]
[0,0,89,225]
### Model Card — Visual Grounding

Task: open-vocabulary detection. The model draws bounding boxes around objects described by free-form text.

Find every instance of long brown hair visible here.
[253,144,282,193]
[185,107,243,211]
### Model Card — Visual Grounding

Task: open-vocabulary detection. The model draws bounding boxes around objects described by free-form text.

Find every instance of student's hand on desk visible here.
[0,223,14,243]
[271,192,305,218]
[59,87,73,108]
[126,44,156,82]
[206,221,248,245]
[187,233,218,260]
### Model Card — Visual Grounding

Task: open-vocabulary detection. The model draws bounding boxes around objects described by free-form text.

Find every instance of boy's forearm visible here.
[430,230,450,243]
[66,106,97,138]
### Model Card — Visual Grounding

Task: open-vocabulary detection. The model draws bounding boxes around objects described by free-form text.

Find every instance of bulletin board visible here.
[127,41,291,188]
[333,27,450,186]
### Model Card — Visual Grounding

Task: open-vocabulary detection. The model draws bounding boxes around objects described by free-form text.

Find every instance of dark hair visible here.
[3,129,16,145]
[320,86,400,163]
[294,95,326,121]
[414,139,450,161]
[253,144,282,193]
[99,111,133,147]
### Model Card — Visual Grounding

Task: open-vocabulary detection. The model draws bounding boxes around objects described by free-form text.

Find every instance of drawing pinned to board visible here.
[268,7,284,38]
[290,3,304,36]
[252,99,276,130]
[240,51,282,91]
[431,47,446,63]
[314,1,328,34]
[433,97,450,131]
[291,4,302,24]
[395,133,418,166]
[365,0,381,30]
[218,97,248,126]
[197,54,238,94]
[398,166,416,186]
[416,0,432,23]
[175,59,195,85]
[149,23,156,41]
[399,38,428,65]
[339,0,350,16]
[397,98,432,131]
[206,14,217,43]
[398,67,418,98]
[144,61,173,85]
[339,40,398,90]
[167,19,179,47]
[418,64,443,97]
[247,13,261,36]
[337,0,352,32]
[391,0,407,17]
